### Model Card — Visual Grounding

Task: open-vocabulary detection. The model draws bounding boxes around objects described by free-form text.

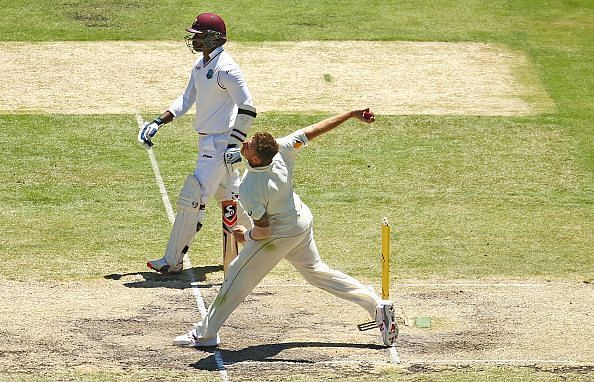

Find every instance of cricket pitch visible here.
[1,273,592,381]
[0,41,553,116]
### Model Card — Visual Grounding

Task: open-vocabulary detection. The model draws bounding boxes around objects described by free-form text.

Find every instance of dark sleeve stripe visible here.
[238,108,257,118]
[230,133,245,142]
[232,129,247,139]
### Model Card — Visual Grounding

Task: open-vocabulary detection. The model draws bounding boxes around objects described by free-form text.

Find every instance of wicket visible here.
[356,217,392,332]
[381,217,391,300]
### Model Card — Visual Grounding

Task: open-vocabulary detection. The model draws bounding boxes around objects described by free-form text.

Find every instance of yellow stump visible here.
[381,217,391,300]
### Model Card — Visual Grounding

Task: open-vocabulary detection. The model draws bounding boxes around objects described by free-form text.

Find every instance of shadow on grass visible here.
[103,265,223,289]
[190,341,387,370]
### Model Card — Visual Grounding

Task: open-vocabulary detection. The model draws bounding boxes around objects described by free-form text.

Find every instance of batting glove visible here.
[137,118,163,149]
[224,144,242,174]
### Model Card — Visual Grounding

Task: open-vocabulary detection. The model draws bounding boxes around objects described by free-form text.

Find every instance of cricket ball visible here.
[363,111,372,120]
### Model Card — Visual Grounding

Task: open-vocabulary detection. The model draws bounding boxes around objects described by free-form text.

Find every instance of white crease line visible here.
[397,283,555,288]
[389,346,400,364]
[257,282,569,288]
[136,114,229,382]
[189,281,208,317]
[226,360,390,367]
[402,359,594,366]
[367,285,401,364]
[136,115,176,221]
[224,359,593,367]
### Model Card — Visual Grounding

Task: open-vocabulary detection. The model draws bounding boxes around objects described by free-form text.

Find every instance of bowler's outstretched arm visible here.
[302,108,375,141]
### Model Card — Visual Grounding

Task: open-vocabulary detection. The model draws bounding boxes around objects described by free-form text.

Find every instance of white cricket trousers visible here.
[196,224,382,340]
[194,132,237,203]
[192,132,252,228]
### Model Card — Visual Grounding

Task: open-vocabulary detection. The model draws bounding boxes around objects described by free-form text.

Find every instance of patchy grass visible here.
[1,113,591,282]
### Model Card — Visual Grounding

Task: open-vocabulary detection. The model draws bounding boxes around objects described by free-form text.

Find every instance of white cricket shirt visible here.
[168,46,254,135]
[239,130,313,238]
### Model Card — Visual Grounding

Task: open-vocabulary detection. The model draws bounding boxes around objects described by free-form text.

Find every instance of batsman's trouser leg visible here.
[166,133,232,268]
[194,133,230,205]
[285,229,381,319]
[197,231,308,340]
[163,175,205,267]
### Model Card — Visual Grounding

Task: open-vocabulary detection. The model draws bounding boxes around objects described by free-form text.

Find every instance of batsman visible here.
[138,12,256,274]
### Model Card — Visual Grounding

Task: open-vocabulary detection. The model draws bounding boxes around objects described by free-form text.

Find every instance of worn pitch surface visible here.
[1,275,592,379]
[0,41,553,115]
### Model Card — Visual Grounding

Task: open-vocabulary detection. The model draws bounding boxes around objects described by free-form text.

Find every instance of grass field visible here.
[0,1,592,381]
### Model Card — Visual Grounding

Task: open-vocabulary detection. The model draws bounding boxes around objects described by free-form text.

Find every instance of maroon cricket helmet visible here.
[186,13,227,36]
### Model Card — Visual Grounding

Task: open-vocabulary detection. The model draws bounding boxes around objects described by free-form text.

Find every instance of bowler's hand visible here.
[232,225,248,243]
[353,108,375,123]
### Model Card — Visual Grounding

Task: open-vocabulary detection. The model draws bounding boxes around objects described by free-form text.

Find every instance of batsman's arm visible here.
[221,70,257,172]
[219,68,257,146]
[303,109,375,141]
[154,110,175,126]
[138,110,176,148]
[233,213,271,243]
[141,110,174,137]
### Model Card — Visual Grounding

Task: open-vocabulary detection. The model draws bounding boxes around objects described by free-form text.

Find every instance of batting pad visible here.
[163,174,203,266]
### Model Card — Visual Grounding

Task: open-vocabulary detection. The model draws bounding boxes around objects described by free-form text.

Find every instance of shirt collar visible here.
[202,46,224,66]
[246,161,273,173]
[210,46,224,56]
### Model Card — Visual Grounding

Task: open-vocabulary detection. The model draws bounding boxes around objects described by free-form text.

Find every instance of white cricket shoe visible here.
[146,257,182,274]
[173,329,220,348]
[375,300,398,346]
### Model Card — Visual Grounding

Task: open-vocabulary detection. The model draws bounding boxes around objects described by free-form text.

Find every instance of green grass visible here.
[0,2,590,277]
[0,0,591,167]
[1,113,591,282]
[0,115,170,280]
[0,0,592,282]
